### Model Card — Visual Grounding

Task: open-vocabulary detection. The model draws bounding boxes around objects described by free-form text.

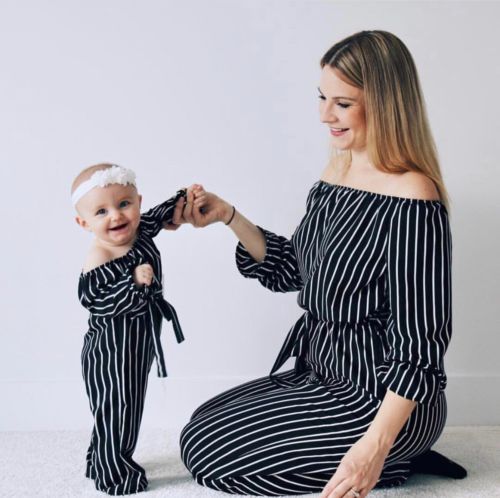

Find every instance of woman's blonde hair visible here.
[320,30,451,211]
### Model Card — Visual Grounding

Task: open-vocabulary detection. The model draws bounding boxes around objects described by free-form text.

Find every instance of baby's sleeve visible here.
[78,262,151,318]
[377,200,452,406]
[140,189,186,238]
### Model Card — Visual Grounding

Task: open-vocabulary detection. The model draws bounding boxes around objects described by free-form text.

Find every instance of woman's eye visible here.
[318,95,350,108]
[119,200,130,208]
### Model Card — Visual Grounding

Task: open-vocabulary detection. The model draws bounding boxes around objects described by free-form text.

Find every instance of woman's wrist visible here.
[364,427,394,453]
[225,206,236,226]
[222,202,235,225]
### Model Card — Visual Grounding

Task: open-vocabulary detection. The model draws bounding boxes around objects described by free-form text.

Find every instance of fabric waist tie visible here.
[146,290,185,378]
[269,311,313,388]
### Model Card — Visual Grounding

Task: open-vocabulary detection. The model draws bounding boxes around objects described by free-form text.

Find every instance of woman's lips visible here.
[330,128,349,137]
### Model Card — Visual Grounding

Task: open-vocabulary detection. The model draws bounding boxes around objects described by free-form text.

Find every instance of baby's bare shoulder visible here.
[82,246,114,273]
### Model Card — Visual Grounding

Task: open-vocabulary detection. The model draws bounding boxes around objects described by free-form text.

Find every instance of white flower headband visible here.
[72,164,137,207]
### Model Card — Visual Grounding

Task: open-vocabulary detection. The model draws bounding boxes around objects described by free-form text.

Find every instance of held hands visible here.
[133,263,154,287]
[164,184,233,229]
[319,432,391,498]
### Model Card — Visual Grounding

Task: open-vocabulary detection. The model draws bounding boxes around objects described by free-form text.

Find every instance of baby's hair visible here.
[71,162,117,196]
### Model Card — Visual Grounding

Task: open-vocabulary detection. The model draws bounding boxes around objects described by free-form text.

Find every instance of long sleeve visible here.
[235,227,304,293]
[377,201,452,406]
[78,262,150,318]
[140,189,186,238]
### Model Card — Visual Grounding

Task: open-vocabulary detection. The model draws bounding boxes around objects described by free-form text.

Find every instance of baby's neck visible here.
[94,231,138,258]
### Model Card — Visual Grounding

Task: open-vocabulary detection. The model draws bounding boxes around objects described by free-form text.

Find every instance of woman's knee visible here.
[179,417,207,472]
[189,400,211,421]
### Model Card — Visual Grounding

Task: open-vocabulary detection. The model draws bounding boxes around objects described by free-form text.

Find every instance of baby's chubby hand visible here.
[133,263,154,287]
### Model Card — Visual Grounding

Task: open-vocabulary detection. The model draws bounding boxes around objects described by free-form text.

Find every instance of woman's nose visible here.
[319,102,335,123]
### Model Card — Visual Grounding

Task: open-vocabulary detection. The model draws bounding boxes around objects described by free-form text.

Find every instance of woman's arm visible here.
[365,389,417,450]
[225,209,266,263]
[174,185,304,293]
[176,186,267,263]
[319,390,416,498]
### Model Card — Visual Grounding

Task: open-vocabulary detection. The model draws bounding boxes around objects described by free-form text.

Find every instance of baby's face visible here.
[75,184,142,248]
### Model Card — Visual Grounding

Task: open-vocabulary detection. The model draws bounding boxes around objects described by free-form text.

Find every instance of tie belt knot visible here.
[144,290,184,378]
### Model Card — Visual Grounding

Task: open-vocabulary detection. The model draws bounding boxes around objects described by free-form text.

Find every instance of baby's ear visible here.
[75,216,90,231]
[138,194,142,207]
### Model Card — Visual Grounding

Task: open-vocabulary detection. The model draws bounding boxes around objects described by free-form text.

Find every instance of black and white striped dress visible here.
[180,180,451,496]
[79,191,185,496]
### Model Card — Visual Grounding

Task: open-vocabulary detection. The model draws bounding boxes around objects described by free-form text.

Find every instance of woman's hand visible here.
[169,184,233,228]
[319,432,391,498]
[162,187,198,231]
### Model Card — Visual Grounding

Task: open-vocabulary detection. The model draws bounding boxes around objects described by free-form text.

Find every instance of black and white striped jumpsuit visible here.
[180,180,451,496]
[79,191,185,495]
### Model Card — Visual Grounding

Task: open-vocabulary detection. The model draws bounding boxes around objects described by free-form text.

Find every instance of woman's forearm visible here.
[366,389,417,450]
[222,204,266,263]
[186,187,267,262]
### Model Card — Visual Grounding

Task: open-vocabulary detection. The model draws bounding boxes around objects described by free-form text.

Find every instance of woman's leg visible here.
[188,369,306,421]
[180,373,383,496]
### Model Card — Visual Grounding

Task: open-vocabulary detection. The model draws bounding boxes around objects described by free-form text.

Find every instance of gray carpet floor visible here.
[1,426,498,497]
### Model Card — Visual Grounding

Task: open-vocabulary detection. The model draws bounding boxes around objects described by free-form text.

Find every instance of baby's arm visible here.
[140,189,187,238]
[79,251,155,318]
[82,247,153,287]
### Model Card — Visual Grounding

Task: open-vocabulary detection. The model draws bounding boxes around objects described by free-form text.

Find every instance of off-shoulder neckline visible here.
[317,180,444,205]
[79,230,142,278]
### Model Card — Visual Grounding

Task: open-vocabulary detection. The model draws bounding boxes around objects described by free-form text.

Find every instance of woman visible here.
[172,30,466,497]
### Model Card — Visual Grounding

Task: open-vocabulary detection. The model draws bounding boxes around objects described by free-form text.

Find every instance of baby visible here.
[72,162,187,495]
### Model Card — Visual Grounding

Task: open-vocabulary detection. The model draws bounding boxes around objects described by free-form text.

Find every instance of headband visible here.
[72,165,137,207]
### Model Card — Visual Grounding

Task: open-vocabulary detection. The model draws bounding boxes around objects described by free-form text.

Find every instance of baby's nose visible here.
[110,209,122,220]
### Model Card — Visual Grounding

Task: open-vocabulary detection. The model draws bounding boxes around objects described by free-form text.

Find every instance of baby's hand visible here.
[133,263,154,287]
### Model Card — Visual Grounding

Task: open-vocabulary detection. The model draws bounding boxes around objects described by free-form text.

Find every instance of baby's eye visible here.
[318,94,326,101]
[96,208,106,216]
[119,200,131,208]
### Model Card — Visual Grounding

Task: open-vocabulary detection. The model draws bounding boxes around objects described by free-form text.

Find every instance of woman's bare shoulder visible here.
[392,171,440,201]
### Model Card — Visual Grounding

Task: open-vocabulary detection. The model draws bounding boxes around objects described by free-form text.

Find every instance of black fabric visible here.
[79,191,185,495]
[409,450,467,479]
[181,181,456,496]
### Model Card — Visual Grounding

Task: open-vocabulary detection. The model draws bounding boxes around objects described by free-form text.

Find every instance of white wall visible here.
[0,0,498,431]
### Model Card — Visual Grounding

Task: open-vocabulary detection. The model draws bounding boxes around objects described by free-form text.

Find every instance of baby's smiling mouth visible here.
[109,222,128,231]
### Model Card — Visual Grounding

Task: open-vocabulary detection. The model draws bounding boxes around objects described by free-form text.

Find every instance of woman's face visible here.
[318,65,366,152]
